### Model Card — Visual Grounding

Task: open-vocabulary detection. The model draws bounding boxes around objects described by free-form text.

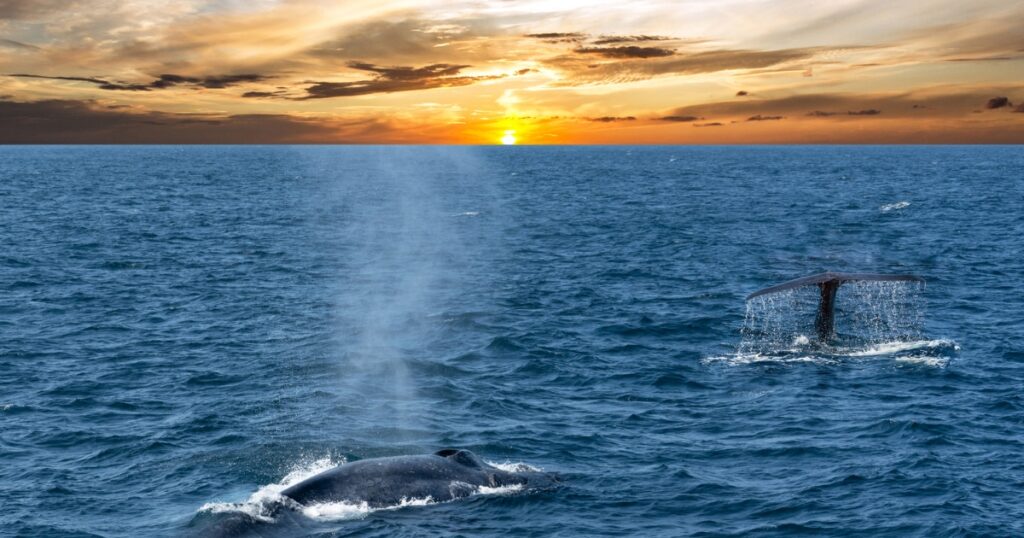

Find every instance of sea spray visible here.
[738,280,926,355]
[302,146,499,441]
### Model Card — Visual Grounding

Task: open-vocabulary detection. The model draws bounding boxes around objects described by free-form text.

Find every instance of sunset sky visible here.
[1,0,1022,143]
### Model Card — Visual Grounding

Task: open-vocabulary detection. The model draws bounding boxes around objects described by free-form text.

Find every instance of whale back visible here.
[280,452,498,507]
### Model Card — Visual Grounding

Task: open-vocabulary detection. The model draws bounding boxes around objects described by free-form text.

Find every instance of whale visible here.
[188,449,556,537]
[281,448,554,506]
[747,272,924,341]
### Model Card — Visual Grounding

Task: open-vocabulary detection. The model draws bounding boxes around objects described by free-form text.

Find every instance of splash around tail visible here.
[708,271,956,366]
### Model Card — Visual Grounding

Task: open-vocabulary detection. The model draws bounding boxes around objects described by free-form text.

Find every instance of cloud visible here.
[985,96,1013,109]
[525,32,586,42]
[588,116,636,122]
[301,61,501,99]
[659,115,701,122]
[573,46,675,59]
[661,87,1024,121]
[241,91,280,98]
[694,122,723,127]
[1015,104,1024,113]
[10,73,111,85]
[546,47,818,84]
[809,109,881,116]
[947,56,1015,62]
[9,72,268,91]
[345,62,467,80]
[309,18,505,64]
[592,35,673,45]
[0,0,71,19]
[0,98,396,143]
[736,90,748,96]
[747,115,784,121]
[151,74,267,89]
[0,38,40,50]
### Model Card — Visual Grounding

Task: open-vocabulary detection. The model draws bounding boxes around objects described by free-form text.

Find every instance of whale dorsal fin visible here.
[434,449,484,468]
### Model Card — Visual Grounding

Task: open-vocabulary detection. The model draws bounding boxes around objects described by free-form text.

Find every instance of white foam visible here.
[880,201,910,212]
[198,456,341,521]
[703,352,836,366]
[477,483,525,495]
[487,460,542,473]
[895,355,950,367]
[300,497,436,522]
[453,211,480,217]
[844,339,958,357]
[299,480,524,522]
[706,339,957,366]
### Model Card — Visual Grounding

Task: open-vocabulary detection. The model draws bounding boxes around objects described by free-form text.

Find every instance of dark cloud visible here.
[10,73,152,90]
[150,73,267,89]
[661,88,1024,121]
[302,61,500,99]
[588,116,636,122]
[747,115,784,121]
[694,122,723,127]
[525,32,586,40]
[574,46,675,59]
[0,38,39,50]
[346,62,468,80]
[0,98,379,143]
[10,73,111,85]
[736,90,748,96]
[592,35,673,45]
[659,115,701,122]
[808,109,881,116]
[10,72,267,91]
[985,96,1013,109]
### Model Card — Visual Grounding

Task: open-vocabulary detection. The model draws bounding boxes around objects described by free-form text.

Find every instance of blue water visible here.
[2,146,1023,537]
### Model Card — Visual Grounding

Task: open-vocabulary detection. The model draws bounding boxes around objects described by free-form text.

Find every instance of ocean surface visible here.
[2,145,1023,537]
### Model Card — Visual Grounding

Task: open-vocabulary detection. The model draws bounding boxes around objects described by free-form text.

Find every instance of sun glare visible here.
[501,130,517,145]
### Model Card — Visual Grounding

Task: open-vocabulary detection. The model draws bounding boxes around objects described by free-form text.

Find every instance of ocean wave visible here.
[880,201,911,212]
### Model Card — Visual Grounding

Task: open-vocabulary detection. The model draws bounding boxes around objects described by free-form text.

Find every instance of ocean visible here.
[1,145,1022,537]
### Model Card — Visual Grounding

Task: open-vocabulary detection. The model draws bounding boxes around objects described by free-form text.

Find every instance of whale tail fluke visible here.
[747,272,924,341]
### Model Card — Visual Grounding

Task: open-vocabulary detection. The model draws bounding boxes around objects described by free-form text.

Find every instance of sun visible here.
[500,130,517,145]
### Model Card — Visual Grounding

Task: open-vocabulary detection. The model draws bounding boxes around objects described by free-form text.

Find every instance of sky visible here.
[1,0,1022,144]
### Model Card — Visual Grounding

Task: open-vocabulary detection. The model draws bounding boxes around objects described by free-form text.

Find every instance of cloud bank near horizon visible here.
[1,0,1022,143]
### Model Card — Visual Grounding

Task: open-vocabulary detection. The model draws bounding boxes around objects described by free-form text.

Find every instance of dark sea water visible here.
[2,145,1023,538]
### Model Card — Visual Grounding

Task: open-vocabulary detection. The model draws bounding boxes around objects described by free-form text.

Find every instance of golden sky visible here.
[1,0,1023,143]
